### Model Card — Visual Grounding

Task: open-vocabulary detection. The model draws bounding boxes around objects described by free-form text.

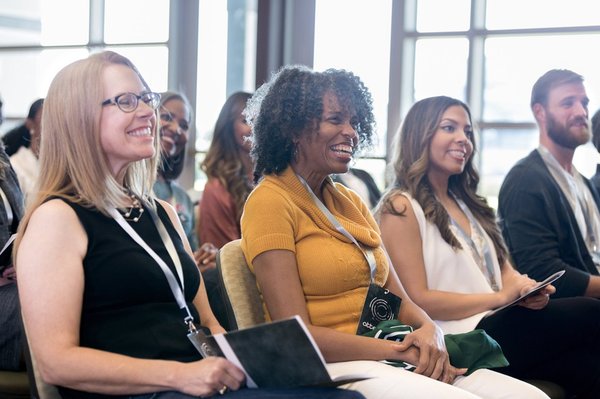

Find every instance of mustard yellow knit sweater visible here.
[241,167,388,334]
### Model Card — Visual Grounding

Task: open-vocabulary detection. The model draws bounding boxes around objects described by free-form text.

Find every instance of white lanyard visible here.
[296,174,377,282]
[538,146,600,263]
[109,203,195,327]
[449,194,499,291]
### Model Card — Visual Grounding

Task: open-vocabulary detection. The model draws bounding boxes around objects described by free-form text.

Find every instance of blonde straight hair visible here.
[15,51,160,257]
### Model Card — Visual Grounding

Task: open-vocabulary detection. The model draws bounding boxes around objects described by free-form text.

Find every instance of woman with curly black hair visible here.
[199,91,253,249]
[240,66,546,399]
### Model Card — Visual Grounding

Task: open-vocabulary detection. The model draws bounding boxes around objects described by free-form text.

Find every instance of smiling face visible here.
[294,91,358,183]
[99,64,156,178]
[233,102,252,154]
[428,105,474,182]
[540,82,590,149]
[159,97,190,157]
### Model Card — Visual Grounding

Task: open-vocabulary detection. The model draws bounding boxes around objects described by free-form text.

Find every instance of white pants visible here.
[327,361,549,399]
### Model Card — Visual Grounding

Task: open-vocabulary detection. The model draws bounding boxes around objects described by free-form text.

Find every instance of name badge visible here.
[356,283,402,335]
[187,329,223,358]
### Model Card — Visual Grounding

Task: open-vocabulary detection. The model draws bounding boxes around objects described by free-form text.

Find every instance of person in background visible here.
[197,91,253,330]
[589,108,600,192]
[199,91,253,249]
[15,51,360,399]
[153,91,217,267]
[498,69,600,298]
[2,98,44,157]
[0,95,26,372]
[377,95,600,398]
[241,65,547,399]
[10,98,44,200]
[332,167,382,209]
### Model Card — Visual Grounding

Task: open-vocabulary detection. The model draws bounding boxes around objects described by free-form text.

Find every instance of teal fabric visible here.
[362,320,508,375]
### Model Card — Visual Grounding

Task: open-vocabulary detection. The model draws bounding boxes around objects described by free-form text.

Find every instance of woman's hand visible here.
[518,284,554,310]
[499,269,532,304]
[194,243,218,272]
[393,322,465,383]
[175,357,245,397]
[0,265,16,286]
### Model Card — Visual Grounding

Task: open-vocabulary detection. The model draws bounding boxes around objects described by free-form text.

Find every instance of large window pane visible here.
[0,0,41,46]
[480,129,600,205]
[105,46,168,93]
[478,128,538,208]
[104,0,169,44]
[41,0,88,45]
[416,0,470,32]
[0,0,88,46]
[484,34,600,122]
[414,38,468,101]
[196,0,227,154]
[314,0,392,158]
[0,48,87,119]
[487,0,600,30]
[195,0,257,190]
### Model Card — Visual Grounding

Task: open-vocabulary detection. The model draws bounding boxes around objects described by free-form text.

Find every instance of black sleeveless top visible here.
[59,199,202,399]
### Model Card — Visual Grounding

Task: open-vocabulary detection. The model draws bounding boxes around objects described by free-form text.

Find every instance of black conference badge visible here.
[356,283,402,335]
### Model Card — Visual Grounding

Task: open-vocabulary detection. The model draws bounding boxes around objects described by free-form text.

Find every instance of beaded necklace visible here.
[122,192,145,222]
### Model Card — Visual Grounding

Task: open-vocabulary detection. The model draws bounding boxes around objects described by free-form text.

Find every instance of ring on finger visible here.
[218,385,228,395]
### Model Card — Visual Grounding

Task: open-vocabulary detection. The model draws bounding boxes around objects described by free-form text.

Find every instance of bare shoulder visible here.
[20,199,87,261]
[27,199,84,233]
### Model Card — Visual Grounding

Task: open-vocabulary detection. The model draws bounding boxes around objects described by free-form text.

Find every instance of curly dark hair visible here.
[377,96,508,266]
[244,65,376,183]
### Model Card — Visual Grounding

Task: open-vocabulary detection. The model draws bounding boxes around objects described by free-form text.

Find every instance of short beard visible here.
[546,113,589,149]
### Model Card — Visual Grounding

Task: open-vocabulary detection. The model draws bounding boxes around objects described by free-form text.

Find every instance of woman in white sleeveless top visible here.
[377,96,600,398]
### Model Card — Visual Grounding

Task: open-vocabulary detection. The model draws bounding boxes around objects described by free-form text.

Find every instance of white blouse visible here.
[403,192,503,334]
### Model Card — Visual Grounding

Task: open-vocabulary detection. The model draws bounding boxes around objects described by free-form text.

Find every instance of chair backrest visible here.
[0,370,29,399]
[216,239,265,330]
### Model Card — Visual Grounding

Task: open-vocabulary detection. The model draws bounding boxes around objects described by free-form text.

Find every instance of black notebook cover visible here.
[206,316,368,389]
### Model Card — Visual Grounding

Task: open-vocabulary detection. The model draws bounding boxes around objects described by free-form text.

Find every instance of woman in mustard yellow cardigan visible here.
[240,65,547,399]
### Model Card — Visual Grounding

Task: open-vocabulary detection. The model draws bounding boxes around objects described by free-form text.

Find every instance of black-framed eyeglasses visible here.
[101,91,161,113]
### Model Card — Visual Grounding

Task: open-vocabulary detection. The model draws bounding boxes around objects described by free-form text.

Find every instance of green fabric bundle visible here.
[363,320,508,375]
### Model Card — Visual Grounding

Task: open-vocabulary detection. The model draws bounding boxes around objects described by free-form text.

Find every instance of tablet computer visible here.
[486,270,565,316]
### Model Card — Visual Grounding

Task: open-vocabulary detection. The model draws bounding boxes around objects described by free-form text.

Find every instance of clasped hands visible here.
[389,323,466,384]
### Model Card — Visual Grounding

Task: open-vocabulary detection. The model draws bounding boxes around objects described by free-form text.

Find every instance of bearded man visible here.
[498,69,600,298]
